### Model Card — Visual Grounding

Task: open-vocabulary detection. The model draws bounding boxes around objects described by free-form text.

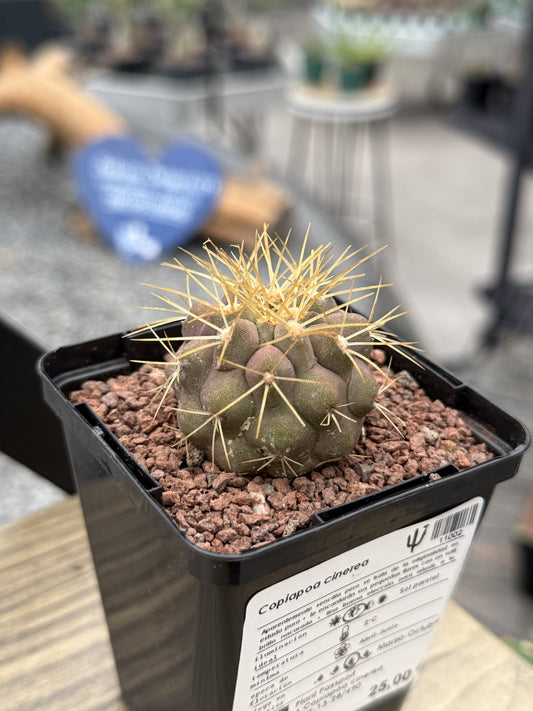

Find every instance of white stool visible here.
[285,82,397,251]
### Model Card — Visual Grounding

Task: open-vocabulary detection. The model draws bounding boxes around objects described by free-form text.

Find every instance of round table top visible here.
[286,81,398,123]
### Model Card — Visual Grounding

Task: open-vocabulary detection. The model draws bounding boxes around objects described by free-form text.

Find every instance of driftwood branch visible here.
[0,45,126,145]
[0,45,290,247]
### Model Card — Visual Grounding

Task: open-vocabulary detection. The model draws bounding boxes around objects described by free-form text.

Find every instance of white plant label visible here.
[233,497,484,711]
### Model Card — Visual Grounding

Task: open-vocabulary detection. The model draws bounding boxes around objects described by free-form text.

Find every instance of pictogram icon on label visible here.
[232,497,484,711]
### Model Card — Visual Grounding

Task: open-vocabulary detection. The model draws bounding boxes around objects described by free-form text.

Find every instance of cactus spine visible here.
[144,229,407,477]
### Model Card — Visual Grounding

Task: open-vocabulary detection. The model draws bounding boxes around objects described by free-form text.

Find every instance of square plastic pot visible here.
[40,322,529,711]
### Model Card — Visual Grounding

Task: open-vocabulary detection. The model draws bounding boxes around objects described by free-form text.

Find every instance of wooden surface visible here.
[0,46,126,146]
[0,498,126,711]
[1,497,533,711]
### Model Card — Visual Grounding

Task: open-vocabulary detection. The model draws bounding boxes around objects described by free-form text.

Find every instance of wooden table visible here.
[1,497,533,711]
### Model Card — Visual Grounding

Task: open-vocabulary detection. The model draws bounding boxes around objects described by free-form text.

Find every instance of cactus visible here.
[142,229,409,477]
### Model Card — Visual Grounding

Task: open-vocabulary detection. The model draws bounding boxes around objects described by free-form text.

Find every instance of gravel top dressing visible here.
[70,349,493,554]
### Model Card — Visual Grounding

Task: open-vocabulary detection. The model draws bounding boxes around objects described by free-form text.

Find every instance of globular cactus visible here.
[146,229,405,477]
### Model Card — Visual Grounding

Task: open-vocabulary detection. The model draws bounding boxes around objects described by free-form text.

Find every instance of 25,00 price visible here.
[369,669,413,698]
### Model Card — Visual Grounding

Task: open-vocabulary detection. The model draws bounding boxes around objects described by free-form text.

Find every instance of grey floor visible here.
[2,23,533,645]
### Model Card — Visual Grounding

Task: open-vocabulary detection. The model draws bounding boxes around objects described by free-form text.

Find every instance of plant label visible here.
[233,497,484,711]
[74,136,223,264]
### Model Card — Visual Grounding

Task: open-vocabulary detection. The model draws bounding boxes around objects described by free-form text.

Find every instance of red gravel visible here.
[69,350,493,554]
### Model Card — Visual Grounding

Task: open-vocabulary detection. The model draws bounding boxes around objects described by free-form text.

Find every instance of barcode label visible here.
[234,497,484,711]
[431,503,480,540]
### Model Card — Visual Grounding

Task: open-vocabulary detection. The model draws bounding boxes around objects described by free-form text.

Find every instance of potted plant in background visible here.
[301,36,327,85]
[40,229,529,711]
[333,34,388,92]
[352,35,388,86]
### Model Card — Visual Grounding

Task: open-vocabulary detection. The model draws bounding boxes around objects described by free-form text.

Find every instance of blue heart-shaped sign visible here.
[74,136,224,264]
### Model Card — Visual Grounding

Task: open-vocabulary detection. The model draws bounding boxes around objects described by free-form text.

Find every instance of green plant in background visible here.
[52,0,132,21]
[332,35,386,67]
[157,0,204,23]
[330,33,388,90]
[332,35,361,69]
[303,37,326,60]
[53,0,203,29]
[139,229,412,478]
[302,36,327,84]
[353,36,388,66]
[52,0,91,21]
[230,0,283,12]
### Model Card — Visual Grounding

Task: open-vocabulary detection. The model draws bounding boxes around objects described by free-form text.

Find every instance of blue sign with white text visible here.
[74,136,224,264]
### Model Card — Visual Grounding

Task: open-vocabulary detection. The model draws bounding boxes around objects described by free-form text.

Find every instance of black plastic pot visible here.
[40,322,529,711]
[517,540,533,597]
[461,75,516,114]
[338,64,369,92]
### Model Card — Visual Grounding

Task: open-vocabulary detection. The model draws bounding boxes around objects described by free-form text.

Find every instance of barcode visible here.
[431,503,480,540]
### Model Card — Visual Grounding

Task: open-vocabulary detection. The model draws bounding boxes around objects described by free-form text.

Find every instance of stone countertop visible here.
[0,112,412,353]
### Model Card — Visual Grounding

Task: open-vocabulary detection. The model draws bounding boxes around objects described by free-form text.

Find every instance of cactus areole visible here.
[146,229,406,477]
